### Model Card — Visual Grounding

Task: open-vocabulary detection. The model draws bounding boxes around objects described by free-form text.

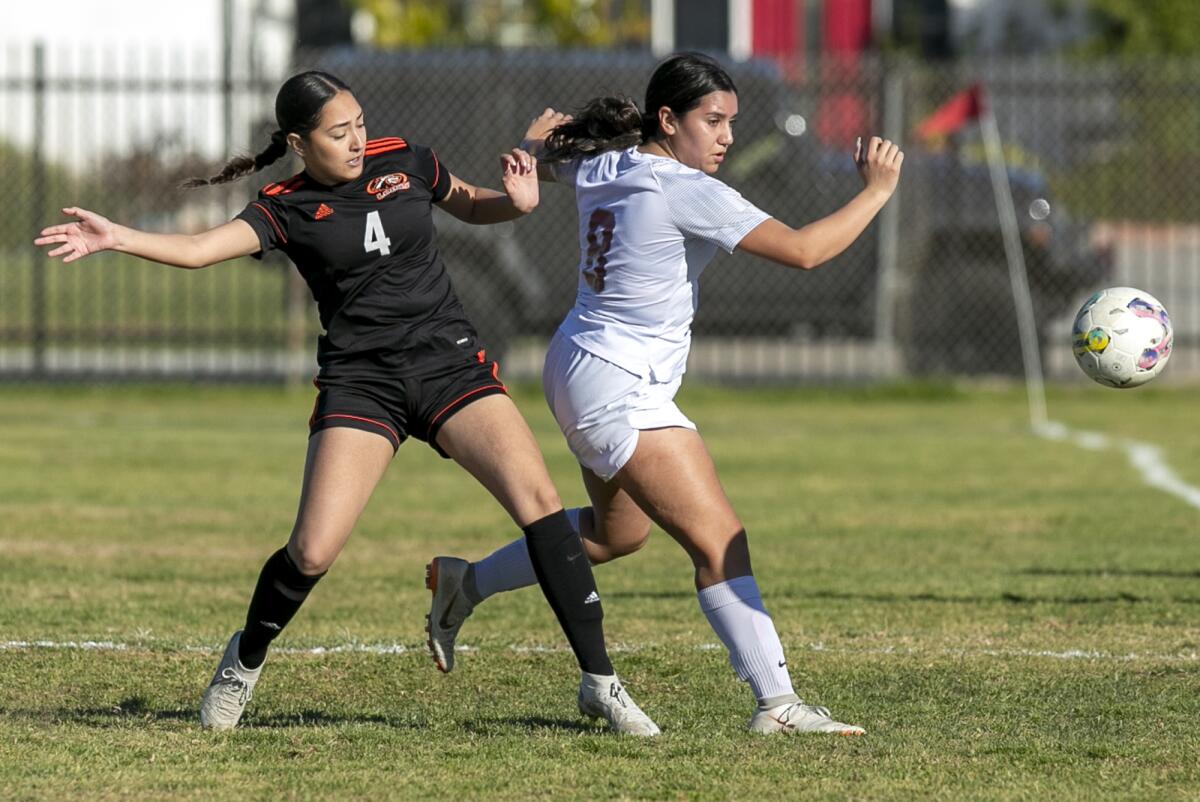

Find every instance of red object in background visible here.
[915,84,985,141]
[815,0,872,148]
[752,0,801,73]
[822,0,871,52]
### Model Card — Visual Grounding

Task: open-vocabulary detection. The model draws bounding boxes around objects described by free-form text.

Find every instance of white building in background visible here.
[1,0,295,165]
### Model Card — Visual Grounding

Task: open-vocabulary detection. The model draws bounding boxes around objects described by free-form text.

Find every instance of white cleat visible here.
[199,630,262,731]
[424,557,476,674]
[748,701,865,736]
[577,673,661,736]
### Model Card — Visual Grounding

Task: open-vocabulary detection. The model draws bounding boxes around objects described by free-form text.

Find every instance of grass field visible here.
[1,253,302,340]
[1,381,1198,801]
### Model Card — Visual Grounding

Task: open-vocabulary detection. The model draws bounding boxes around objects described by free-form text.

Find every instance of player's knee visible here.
[286,540,339,576]
[584,510,650,563]
[518,480,564,522]
[606,524,651,559]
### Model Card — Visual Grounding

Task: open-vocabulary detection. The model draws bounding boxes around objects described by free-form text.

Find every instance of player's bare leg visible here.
[201,427,393,731]
[286,427,395,574]
[614,426,863,736]
[576,465,653,563]
[613,427,748,589]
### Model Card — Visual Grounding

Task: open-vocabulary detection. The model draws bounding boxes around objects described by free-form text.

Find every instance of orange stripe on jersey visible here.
[365,137,408,156]
[366,136,406,148]
[251,202,286,244]
[365,145,407,156]
[262,175,306,196]
[431,149,441,189]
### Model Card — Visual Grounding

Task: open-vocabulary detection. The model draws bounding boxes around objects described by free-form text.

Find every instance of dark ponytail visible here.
[542,96,648,162]
[542,52,737,163]
[184,71,353,188]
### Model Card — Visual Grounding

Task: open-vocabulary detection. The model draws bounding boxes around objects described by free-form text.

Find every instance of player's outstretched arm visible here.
[435,149,539,225]
[738,136,903,270]
[34,207,261,269]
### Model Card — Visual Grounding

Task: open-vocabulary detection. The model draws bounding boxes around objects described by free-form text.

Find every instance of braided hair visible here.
[184,71,352,188]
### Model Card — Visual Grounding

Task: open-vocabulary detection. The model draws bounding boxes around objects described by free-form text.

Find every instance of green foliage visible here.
[1045,1,1200,221]
[1079,0,1200,57]
[531,0,651,48]
[1050,61,1200,221]
[0,140,98,251]
[347,0,650,48]
[352,0,455,46]
[2,383,1199,799]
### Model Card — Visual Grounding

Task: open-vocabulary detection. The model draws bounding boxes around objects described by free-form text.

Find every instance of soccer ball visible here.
[1071,287,1172,388]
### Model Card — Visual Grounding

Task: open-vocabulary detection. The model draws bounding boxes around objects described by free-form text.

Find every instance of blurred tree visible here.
[350,0,456,46]
[1049,1,1200,221]
[0,141,104,250]
[347,0,649,48]
[1078,0,1200,56]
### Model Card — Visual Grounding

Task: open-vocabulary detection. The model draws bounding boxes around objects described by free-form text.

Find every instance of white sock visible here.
[469,508,588,602]
[697,575,798,705]
[470,537,538,601]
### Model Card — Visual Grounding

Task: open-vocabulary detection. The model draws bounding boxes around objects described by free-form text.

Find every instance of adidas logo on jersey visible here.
[583,591,600,604]
[314,203,335,220]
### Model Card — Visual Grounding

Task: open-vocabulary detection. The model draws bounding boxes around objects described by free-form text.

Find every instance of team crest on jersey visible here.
[366,172,410,200]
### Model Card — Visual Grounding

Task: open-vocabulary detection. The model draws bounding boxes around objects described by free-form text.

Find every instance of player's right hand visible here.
[34,207,119,263]
[854,136,903,197]
[501,148,539,214]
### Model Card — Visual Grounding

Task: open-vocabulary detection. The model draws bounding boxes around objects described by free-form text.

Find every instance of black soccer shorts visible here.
[308,351,507,457]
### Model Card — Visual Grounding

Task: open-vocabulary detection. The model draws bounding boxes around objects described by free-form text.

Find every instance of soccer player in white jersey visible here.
[425,53,902,735]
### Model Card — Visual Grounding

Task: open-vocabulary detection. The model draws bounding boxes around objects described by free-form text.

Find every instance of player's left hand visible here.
[522,108,572,150]
[854,136,903,197]
[501,148,539,214]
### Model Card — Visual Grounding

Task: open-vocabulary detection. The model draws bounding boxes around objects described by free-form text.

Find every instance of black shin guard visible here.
[523,510,613,675]
[238,547,325,669]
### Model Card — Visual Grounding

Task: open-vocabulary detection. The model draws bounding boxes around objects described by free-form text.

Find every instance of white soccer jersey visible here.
[553,147,770,382]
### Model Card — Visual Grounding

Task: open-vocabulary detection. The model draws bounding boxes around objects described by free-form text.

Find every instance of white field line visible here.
[2,639,1198,664]
[1036,420,1200,510]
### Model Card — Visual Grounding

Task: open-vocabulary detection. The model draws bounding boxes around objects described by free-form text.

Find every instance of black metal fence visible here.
[3,43,1197,384]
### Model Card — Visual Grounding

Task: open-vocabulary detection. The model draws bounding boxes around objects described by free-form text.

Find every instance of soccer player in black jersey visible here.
[34,70,659,736]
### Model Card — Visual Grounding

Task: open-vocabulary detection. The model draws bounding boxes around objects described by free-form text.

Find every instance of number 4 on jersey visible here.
[363,210,392,256]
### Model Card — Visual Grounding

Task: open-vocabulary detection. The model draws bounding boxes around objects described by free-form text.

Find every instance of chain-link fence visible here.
[3,43,1197,384]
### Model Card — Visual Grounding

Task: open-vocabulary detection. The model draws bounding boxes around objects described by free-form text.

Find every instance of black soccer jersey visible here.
[236,137,481,376]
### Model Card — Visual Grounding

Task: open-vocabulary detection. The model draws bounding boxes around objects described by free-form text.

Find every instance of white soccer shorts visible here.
[542,332,696,481]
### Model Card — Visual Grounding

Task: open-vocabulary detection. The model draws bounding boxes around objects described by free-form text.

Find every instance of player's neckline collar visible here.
[300,169,359,191]
[634,145,677,163]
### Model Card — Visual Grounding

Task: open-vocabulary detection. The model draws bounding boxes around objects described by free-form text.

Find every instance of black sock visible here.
[237,547,325,670]
[523,510,614,675]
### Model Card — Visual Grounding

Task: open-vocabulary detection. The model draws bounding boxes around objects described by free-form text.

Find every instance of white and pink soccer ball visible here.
[1072,287,1173,388]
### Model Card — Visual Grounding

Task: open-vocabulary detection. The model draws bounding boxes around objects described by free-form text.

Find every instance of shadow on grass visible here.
[461,715,601,735]
[610,568,1200,604]
[5,697,424,730]
[7,699,604,734]
[792,590,1200,605]
[1016,567,1200,580]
